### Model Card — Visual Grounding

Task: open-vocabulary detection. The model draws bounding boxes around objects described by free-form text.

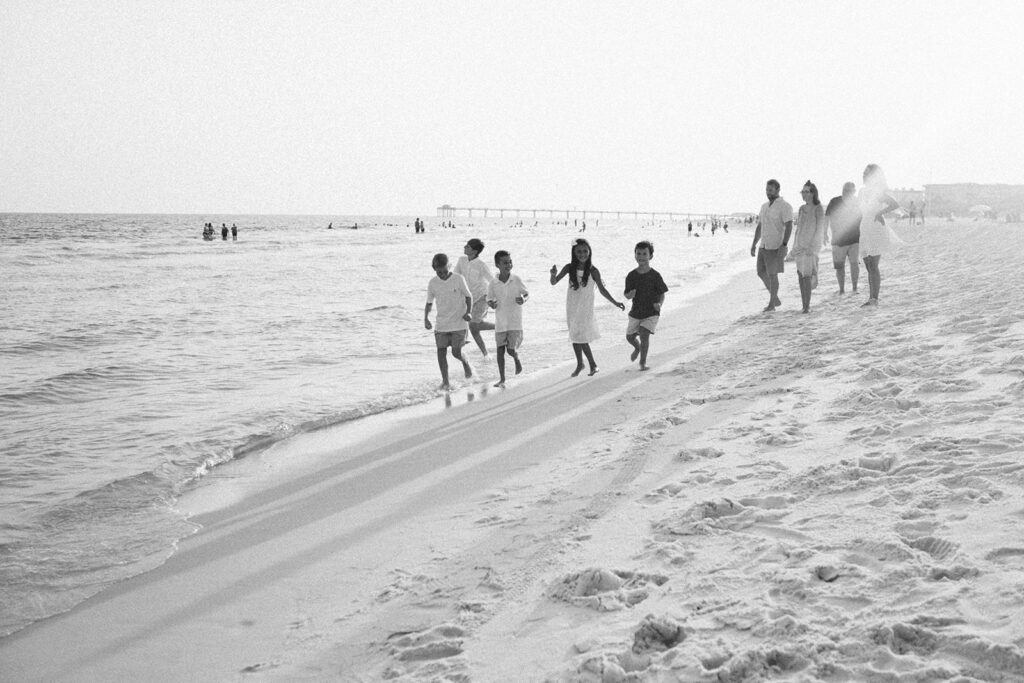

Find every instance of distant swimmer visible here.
[221,223,228,241]
[231,223,237,240]
[328,222,333,229]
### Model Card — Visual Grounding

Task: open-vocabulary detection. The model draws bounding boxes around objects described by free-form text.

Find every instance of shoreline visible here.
[4,221,1023,681]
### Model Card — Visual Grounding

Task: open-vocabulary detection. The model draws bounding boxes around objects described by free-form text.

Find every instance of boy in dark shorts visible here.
[424,253,473,390]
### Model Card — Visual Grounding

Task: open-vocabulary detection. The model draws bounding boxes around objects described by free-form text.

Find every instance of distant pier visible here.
[436,204,717,221]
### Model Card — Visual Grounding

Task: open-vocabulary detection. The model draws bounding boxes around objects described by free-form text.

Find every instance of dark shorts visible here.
[757,247,785,277]
[832,243,859,268]
[435,330,467,349]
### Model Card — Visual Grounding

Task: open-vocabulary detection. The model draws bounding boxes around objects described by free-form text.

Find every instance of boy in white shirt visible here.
[454,237,497,356]
[424,253,473,390]
[486,250,529,387]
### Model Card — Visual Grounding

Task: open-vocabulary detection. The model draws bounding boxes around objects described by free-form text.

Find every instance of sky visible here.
[3,0,1023,215]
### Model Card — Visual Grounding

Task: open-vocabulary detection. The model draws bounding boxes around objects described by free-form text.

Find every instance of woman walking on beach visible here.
[550,238,625,376]
[859,164,901,306]
[792,180,827,313]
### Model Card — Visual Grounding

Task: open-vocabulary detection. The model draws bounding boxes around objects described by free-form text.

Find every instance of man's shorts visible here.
[757,247,785,277]
[832,242,860,268]
[469,296,489,323]
[626,315,659,335]
[495,329,523,350]
[435,329,467,349]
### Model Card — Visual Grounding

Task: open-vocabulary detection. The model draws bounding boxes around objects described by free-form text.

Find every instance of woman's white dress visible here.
[566,270,600,343]
[793,203,825,279]
[859,189,892,257]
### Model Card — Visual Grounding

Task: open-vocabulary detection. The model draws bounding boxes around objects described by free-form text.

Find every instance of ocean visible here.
[0,212,750,636]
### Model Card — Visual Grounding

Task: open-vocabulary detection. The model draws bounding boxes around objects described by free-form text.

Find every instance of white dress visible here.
[566,270,600,343]
[859,189,892,257]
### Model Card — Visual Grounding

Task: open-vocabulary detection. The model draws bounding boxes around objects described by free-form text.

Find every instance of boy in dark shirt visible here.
[624,240,668,371]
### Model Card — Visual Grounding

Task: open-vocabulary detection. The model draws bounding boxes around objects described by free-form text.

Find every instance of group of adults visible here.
[751,164,900,313]
[202,222,237,241]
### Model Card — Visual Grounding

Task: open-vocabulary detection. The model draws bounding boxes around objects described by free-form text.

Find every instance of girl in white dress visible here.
[550,238,625,376]
[792,180,827,313]
[858,164,901,306]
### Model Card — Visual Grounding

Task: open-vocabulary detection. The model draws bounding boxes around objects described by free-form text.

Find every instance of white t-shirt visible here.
[486,274,529,332]
[758,197,794,250]
[426,272,471,332]
[454,256,496,300]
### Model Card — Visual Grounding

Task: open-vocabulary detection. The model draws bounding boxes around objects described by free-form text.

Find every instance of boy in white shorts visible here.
[486,250,529,387]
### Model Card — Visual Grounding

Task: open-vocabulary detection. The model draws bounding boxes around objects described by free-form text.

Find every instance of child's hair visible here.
[431,253,448,268]
[568,238,593,290]
[466,238,484,254]
[635,240,654,256]
[802,180,821,206]
[493,249,510,266]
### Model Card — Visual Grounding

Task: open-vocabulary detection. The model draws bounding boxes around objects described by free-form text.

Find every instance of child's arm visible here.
[550,264,570,285]
[591,267,626,310]
[624,271,635,300]
[515,277,529,305]
[424,302,433,330]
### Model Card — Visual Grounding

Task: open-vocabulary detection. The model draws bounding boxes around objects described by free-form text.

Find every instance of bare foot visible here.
[493,380,505,388]
[762,304,776,312]
[588,366,599,376]
[514,358,523,375]
[571,366,584,377]
[439,382,451,391]
[640,364,649,371]
[463,362,473,378]
[630,346,640,362]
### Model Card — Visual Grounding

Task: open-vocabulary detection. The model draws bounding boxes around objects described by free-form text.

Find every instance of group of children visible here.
[424,237,668,390]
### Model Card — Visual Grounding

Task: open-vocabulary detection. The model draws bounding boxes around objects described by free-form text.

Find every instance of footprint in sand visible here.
[548,568,668,611]
[905,535,959,560]
[386,623,466,662]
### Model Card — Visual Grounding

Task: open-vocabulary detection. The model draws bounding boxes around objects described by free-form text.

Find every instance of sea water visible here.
[0,212,750,635]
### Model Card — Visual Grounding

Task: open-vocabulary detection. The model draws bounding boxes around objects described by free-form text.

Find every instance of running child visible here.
[624,240,668,371]
[486,250,529,387]
[424,253,473,390]
[453,237,496,356]
[550,238,625,377]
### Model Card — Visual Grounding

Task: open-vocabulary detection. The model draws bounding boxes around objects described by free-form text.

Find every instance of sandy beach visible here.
[3,219,1024,682]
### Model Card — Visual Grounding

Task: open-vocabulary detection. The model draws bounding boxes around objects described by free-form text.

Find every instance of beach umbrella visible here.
[969,204,992,213]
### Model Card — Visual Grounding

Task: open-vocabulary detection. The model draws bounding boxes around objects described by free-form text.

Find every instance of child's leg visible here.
[849,254,860,292]
[469,323,488,356]
[571,343,585,376]
[495,345,506,386]
[436,346,450,389]
[638,328,652,368]
[507,346,522,375]
[582,344,598,375]
[626,333,640,362]
[451,343,473,378]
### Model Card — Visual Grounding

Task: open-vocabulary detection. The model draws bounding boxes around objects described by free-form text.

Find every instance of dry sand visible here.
[3,219,1024,682]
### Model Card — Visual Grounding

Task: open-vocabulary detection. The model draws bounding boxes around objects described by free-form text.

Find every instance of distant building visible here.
[924,183,1024,219]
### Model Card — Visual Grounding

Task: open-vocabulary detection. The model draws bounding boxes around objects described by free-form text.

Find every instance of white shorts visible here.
[495,330,523,350]
[626,316,659,335]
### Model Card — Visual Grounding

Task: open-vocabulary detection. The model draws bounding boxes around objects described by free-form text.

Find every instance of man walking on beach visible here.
[825,182,862,294]
[750,179,793,312]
